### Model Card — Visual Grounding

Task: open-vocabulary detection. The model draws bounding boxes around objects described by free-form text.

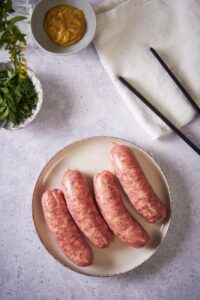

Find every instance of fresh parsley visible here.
[0,69,38,125]
[0,0,39,126]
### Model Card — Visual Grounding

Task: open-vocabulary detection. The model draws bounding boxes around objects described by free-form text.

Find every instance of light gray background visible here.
[0,1,200,299]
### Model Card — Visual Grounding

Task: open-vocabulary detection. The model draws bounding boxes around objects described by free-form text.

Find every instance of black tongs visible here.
[118,47,200,156]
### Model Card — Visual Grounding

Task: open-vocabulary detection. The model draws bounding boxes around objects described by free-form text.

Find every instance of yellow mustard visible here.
[44,4,86,46]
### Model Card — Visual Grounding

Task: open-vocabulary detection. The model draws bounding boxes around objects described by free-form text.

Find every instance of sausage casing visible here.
[94,171,149,248]
[110,144,167,223]
[41,189,93,267]
[62,170,114,248]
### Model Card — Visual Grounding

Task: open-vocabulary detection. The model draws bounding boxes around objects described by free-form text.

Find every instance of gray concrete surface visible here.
[0,2,200,299]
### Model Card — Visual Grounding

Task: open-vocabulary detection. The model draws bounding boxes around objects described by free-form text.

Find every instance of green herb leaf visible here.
[8,16,27,25]
[0,70,38,125]
[0,107,9,120]
[8,110,16,124]
[0,105,6,112]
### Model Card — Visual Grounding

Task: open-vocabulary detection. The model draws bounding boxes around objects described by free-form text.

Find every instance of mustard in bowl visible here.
[31,0,96,55]
[43,4,86,47]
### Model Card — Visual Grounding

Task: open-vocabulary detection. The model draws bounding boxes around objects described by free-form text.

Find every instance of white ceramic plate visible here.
[32,136,171,277]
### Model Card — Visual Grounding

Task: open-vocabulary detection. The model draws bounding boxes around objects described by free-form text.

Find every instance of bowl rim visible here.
[31,0,97,55]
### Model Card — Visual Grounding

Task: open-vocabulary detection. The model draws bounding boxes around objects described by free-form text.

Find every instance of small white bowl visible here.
[31,0,96,55]
[0,63,43,130]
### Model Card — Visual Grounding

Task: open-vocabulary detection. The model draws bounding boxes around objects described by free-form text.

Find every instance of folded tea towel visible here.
[93,0,200,138]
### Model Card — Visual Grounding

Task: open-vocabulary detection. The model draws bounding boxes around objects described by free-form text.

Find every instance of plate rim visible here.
[32,135,172,277]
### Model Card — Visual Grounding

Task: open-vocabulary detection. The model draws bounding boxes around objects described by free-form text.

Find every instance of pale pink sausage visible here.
[94,171,149,248]
[110,144,167,223]
[41,189,93,267]
[62,170,114,248]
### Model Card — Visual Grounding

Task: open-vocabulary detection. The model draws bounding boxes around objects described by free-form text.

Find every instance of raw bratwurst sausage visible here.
[94,171,149,248]
[110,144,167,223]
[62,170,114,248]
[41,189,93,267]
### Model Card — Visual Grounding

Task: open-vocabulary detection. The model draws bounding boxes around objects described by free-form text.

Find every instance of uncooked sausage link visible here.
[110,144,167,223]
[41,189,93,267]
[62,169,114,248]
[94,171,149,248]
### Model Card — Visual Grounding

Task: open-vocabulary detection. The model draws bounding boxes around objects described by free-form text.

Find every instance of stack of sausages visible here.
[42,144,167,267]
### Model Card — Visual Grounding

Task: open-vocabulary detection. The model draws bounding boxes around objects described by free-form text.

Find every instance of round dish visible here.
[32,136,171,277]
[0,63,43,130]
[31,0,96,55]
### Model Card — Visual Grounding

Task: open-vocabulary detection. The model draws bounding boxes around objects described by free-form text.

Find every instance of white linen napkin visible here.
[93,0,200,139]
